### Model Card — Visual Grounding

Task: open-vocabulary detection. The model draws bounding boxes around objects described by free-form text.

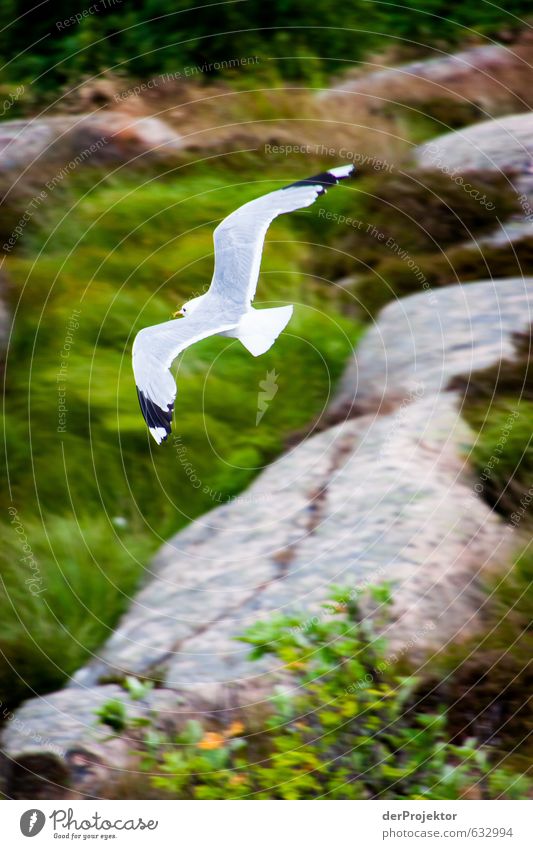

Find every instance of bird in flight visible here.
[132,164,355,444]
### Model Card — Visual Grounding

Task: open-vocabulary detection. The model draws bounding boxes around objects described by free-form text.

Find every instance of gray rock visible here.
[328,45,511,94]
[323,39,533,119]
[415,113,533,255]
[0,112,183,174]
[1,685,217,798]
[461,219,533,251]
[416,112,533,199]
[330,278,533,418]
[73,388,512,700]
[1,686,140,798]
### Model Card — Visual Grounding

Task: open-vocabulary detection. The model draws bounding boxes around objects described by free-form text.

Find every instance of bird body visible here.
[133,164,355,443]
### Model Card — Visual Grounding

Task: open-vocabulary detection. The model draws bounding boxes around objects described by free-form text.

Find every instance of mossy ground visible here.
[450,327,533,519]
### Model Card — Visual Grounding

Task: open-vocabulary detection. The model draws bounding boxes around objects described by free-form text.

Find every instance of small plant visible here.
[124,675,154,701]
[95,698,128,732]
[95,677,156,735]
[133,587,529,799]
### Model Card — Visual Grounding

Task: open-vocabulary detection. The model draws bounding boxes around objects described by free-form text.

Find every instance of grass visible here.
[0,515,151,706]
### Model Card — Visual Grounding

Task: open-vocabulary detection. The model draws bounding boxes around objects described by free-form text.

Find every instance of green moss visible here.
[450,328,533,519]
[408,98,484,131]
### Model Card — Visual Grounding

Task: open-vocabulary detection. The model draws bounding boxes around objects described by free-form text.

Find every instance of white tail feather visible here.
[237,306,293,356]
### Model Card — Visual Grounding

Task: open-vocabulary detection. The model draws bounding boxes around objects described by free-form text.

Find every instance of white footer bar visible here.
[5,799,532,848]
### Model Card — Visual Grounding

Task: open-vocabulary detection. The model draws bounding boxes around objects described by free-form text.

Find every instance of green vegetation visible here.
[2,1,532,89]
[302,167,520,316]
[427,543,533,771]
[101,588,529,799]
[450,327,533,519]
[432,328,533,768]
[1,514,152,704]
[0,71,526,714]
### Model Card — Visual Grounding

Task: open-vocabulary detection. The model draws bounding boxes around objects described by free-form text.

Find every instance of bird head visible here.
[175,294,206,317]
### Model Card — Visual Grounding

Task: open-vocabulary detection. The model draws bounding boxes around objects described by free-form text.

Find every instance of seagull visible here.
[133,164,355,444]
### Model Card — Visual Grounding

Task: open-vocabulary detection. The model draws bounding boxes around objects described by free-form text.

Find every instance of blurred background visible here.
[1,1,533,799]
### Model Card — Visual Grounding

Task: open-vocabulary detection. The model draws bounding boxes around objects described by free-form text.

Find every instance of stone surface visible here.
[1,685,218,798]
[415,113,533,257]
[330,45,513,94]
[0,112,183,173]
[330,278,533,417]
[324,37,533,117]
[462,219,533,250]
[73,392,510,699]
[416,112,533,200]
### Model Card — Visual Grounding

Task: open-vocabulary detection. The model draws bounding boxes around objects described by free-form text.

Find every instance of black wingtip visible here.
[136,388,174,443]
[282,164,355,195]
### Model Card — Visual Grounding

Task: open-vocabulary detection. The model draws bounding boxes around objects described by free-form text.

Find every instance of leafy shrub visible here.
[119,588,530,799]
[3,1,533,88]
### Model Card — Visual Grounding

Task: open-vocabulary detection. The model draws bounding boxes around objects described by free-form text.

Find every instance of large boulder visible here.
[324,36,533,119]
[0,395,512,796]
[416,112,533,199]
[330,277,533,418]
[330,45,513,95]
[1,684,223,799]
[2,277,531,797]
[0,112,183,174]
[72,391,509,690]
[415,112,533,255]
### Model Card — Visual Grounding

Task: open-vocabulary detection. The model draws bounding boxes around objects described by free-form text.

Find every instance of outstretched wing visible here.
[132,311,237,444]
[210,164,355,313]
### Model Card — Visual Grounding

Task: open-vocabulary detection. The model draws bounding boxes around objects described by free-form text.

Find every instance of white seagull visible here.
[133,164,355,443]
